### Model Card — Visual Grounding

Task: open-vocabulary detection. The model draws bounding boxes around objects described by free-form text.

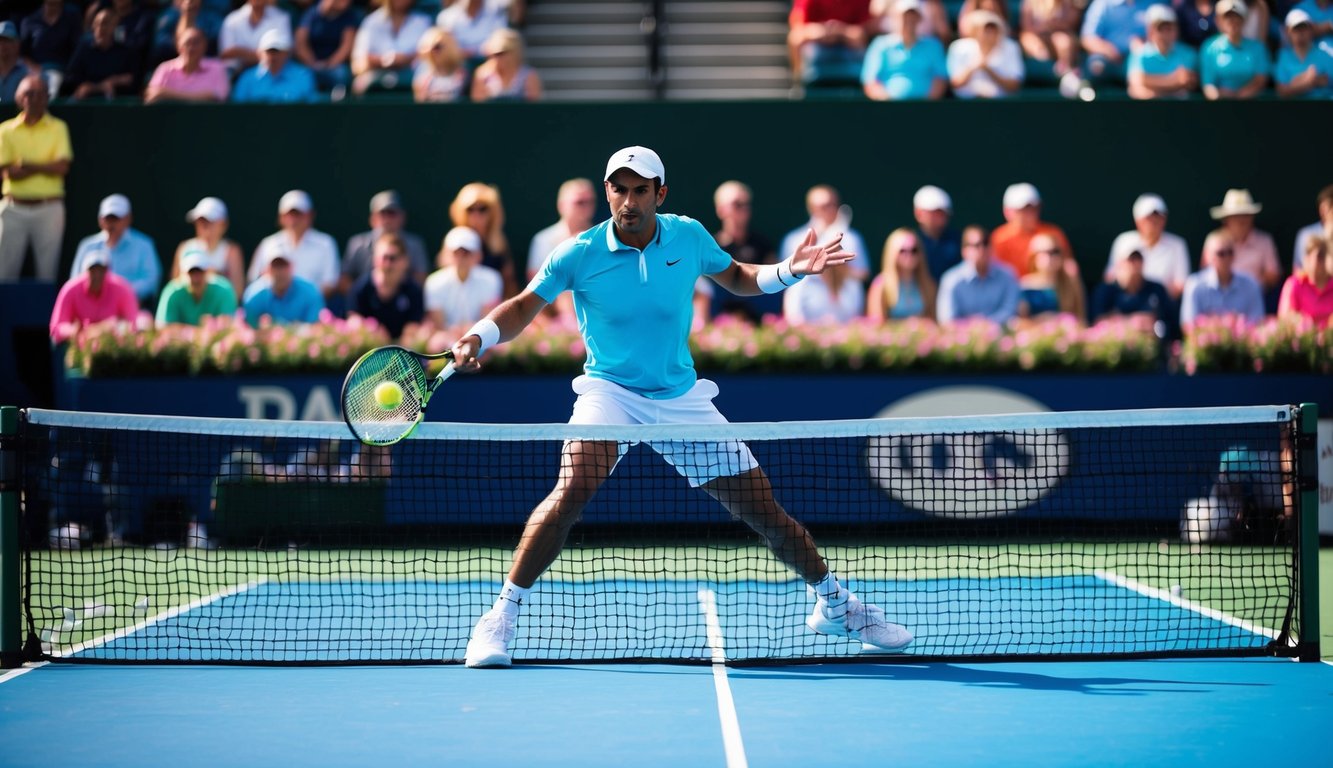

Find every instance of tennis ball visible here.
[374,381,404,411]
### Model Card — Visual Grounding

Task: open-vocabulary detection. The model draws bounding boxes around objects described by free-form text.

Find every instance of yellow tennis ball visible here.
[374,381,404,411]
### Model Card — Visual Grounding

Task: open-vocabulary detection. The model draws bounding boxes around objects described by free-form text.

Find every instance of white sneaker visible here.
[464,609,516,668]
[806,595,913,652]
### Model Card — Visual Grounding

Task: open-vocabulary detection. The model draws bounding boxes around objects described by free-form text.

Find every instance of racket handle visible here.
[433,361,456,385]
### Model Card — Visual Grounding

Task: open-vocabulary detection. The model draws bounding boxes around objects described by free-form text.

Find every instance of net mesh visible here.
[13,406,1305,665]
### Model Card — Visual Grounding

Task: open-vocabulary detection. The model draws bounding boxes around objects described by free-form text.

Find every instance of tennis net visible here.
[2,404,1320,665]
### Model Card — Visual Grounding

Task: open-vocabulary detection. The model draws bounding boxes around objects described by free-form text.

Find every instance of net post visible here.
[1295,403,1321,662]
[0,406,21,668]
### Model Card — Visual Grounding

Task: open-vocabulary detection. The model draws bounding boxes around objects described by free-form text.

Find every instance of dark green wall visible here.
[41,99,1333,282]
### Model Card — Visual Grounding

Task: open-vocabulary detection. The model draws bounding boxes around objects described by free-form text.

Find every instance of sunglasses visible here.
[466,205,490,214]
[898,246,920,254]
[1214,248,1235,257]
[962,240,985,248]
[1033,248,1062,256]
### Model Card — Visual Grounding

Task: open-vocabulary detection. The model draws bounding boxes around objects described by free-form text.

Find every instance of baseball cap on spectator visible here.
[83,249,111,269]
[99,194,131,219]
[259,29,290,52]
[897,0,924,14]
[965,9,1007,34]
[1216,0,1247,17]
[1285,8,1313,27]
[1145,4,1177,25]
[913,185,952,212]
[444,226,483,253]
[186,196,228,223]
[1132,194,1168,220]
[1002,183,1041,210]
[279,190,313,214]
[605,146,665,185]
[180,249,210,273]
[370,190,403,214]
[0,21,18,40]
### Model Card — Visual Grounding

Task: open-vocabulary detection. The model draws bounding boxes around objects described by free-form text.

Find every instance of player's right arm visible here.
[450,288,548,372]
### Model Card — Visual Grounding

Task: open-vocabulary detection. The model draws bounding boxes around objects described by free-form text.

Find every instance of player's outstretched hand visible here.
[790,228,855,277]
[450,335,484,373]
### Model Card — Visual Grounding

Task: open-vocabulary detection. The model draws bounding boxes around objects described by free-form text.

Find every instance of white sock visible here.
[494,580,530,617]
[813,572,851,619]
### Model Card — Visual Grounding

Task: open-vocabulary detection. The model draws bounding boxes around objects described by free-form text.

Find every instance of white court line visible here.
[1094,570,1281,641]
[697,587,749,768]
[0,662,48,685]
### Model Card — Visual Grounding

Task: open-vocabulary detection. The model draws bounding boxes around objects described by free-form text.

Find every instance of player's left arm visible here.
[709,228,854,296]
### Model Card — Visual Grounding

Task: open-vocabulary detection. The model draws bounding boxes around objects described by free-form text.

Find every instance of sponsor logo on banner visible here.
[865,387,1071,518]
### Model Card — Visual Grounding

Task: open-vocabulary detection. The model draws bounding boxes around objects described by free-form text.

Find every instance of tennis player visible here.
[451,146,913,667]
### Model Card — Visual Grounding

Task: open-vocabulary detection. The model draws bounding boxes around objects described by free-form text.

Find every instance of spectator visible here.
[19,0,82,75]
[69,194,161,308]
[151,0,224,68]
[1017,232,1086,323]
[448,181,516,298]
[528,178,597,279]
[340,189,429,296]
[424,225,502,328]
[990,182,1075,277]
[1200,0,1269,99]
[82,0,154,66]
[784,258,864,324]
[1207,188,1280,293]
[349,0,431,96]
[937,224,1021,325]
[1127,4,1199,98]
[959,0,1015,31]
[1293,184,1333,271]
[413,26,465,102]
[1180,230,1265,327]
[0,74,70,283]
[873,0,954,42]
[1275,10,1333,98]
[470,27,541,101]
[219,0,292,73]
[1277,235,1332,324]
[248,189,340,300]
[144,27,230,103]
[709,180,781,323]
[172,196,245,298]
[912,184,960,281]
[867,227,937,321]
[49,248,138,342]
[780,184,871,280]
[349,232,424,339]
[1020,0,1083,81]
[64,8,139,100]
[861,0,949,100]
[154,247,237,326]
[233,28,318,103]
[436,0,515,63]
[0,22,32,103]
[1292,0,1333,47]
[788,0,875,86]
[242,253,324,325]
[1091,248,1172,333]
[948,10,1025,98]
[1081,0,1165,85]
[294,0,358,94]
[1103,193,1190,299]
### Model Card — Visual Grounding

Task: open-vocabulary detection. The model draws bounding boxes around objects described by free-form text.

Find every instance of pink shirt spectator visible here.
[1229,229,1279,287]
[1277,272,1333,326]
[49,272,140,342]
[147,57,232,101]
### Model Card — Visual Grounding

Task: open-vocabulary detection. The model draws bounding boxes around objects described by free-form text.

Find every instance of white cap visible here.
[180,249,210,272]
[1145,4,1177,25]
[1003,182,1041,210]
[604,146,665,185]
[1216,0,1247,17]
[1285,8,1313,27]
[1132,193,1168,220]
[186,196,228,223]
[258,28,290,51]
[443,226,483,253]
[965,8,1007,34]
[278,190,312,214]
[83,248,111,269]
[913,185,952,212]
[897,0,924,14]
[98,194,131,219]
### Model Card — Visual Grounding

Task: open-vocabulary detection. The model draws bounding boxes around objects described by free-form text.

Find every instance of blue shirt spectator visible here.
[1293,0,1333,45]
[1082,0,1166,54]
[20,0,83,71]
[861,32,948,99]
[243,266,325,325]
[1200,33,1269,92]
[297,0,359,90]
[936,243,1021,326]
[233,32,318,103]
[1180,267,1265,325]
[1128,39,1198,76]
[69,195,162,306]
[1276,43,1333,97]
[0,23,29,102]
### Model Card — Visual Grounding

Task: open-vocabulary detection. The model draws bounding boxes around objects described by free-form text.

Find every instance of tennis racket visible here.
[341,346,456,446]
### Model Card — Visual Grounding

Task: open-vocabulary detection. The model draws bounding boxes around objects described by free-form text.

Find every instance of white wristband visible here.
[756,258,803,294]
[465,318,500,353]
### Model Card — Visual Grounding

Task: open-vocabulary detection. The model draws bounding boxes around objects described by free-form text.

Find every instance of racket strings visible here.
[344,349,431,444]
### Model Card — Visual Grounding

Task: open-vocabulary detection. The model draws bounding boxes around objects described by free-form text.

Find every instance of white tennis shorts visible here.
[568,375,759,487]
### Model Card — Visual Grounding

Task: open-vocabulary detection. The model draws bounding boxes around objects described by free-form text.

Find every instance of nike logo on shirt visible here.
[665,259,682,266]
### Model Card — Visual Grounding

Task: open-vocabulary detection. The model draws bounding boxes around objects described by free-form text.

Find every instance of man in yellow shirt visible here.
[0,74,73,281]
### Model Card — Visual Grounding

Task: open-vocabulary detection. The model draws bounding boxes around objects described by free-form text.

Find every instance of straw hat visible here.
[1209,189,1262,219]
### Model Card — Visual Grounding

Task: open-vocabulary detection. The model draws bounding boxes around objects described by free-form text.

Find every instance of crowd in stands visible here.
[0,0,537,103]
[792,0,1333,99]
